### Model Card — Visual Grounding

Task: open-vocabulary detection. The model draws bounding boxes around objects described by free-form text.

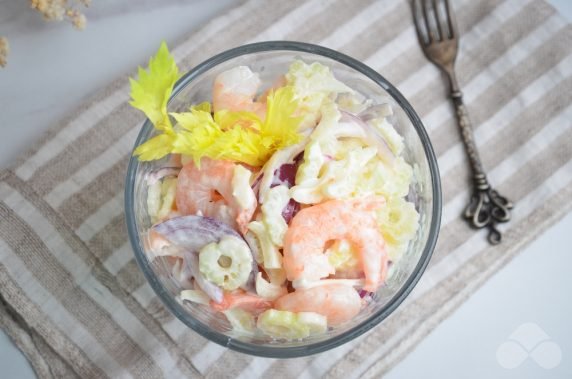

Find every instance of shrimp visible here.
[274,284,361,326]
[259,75,287,103]
[283,196,388,292]
[212,66,266,119]
[175,158,257,233]
[210,290,273,314]
[146,229,181,258]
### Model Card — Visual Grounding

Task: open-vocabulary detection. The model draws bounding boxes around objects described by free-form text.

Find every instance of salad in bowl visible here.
[125,41,441,357]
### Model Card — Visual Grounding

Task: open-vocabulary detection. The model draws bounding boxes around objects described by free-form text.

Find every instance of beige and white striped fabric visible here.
[1,0,571,377]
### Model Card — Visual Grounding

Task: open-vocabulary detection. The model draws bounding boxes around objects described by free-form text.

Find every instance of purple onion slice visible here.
[183,251,223,303]
[151,215,257,303]
[269,157,304,222]
[281,199,300,224]
[152,215,241,251]
[271,163,298,188]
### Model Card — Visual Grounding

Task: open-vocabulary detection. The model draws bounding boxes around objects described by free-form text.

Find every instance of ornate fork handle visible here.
[451,90,513,244]
[412,0,513,244]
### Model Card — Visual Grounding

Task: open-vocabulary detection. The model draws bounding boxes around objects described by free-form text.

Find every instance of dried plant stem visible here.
[0,1,91,67]
[29,0,90,30]
[0,37,9,68]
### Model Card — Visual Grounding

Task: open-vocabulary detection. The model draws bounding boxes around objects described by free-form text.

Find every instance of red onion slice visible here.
[270,163,297,188]
[183,251,223,303]
[358,289,373,298]
[151,215,258,303]
[258,132,311,202]
[271,160,303,222]
[152,215,259,265]
[250,170,264,196]
[256,135,309,224]
[281,199,300,224]
[240,259,258,294]
[171,258,193,289]
[152,215,241,251]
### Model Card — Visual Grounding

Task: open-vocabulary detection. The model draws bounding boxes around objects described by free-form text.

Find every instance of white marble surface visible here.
[0,0,237,166]
[0,1,570,378]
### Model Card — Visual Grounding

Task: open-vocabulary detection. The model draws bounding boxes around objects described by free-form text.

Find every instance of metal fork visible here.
[412,0,513,244]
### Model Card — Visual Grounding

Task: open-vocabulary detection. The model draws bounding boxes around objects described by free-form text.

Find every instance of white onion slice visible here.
[145,167,181,186]
[340,110,395,164]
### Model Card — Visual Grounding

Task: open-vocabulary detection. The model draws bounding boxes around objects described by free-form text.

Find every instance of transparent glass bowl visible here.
[125,41,441,358]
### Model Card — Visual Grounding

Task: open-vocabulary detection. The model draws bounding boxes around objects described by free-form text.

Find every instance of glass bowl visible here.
[125,41,441,358]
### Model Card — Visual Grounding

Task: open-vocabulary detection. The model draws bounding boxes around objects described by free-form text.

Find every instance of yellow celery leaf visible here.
[192,102,212,113]
[261,86,304,147]
[174,130,264,167]
[212,126,266,166]
[173,116,267,167]
[171,108,219,132]
[171,111,223,166]
[171,109,263,166]
[134,133,177,161]
[129,41,180,133]
[214,123,268,166]
[128,43,306,164]
[215,109,262,131]
[171,89,303,166]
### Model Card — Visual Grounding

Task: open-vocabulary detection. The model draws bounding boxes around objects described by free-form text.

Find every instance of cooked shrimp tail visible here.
[283,196,388,291]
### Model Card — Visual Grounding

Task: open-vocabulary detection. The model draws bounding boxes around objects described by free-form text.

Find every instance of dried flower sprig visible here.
[0,37,9,68]
[0,1,91,67]
[30,0,90,30]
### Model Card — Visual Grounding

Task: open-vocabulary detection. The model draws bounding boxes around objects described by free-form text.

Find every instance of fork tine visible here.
[412,0,429,46]
[444,0,458,38]
[421,0,434,42]
[432,0,444,40]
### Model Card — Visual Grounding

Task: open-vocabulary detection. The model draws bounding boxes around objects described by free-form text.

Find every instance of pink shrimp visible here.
[210,290,273,314]
[258,75,287,103]
[212,66,266,119]
[283,196,388,292]
[145,229,181,258]
[175,158,256,233]
[274,284,361,326]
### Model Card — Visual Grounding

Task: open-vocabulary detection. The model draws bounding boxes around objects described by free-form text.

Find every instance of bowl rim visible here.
[125,40,442,358]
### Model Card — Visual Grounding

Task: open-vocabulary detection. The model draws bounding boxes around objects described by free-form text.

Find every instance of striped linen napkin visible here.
[1,0,571,377]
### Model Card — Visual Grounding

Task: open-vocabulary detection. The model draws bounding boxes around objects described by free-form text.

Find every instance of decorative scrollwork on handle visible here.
[464,174,513,244]
[451,91,513,244]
